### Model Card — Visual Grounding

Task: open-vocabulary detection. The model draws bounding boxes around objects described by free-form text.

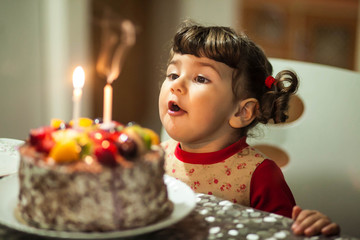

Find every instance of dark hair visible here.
[169,21,299,137]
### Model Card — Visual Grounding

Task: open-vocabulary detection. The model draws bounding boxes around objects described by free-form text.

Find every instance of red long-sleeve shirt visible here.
[250,159,295,217]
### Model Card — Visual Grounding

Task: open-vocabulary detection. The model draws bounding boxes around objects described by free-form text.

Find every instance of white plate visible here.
[0,174,196,239]
[0,138,24,177]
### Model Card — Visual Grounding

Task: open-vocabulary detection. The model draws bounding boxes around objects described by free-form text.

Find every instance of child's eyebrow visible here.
[197,62,221,76]
[168,59,179,66]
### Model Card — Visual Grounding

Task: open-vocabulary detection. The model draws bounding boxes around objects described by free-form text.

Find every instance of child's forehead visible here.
[169,53,233,71]
[169,53,234,79]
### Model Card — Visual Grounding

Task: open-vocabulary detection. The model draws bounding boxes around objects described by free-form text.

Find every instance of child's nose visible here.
[170,77,187,95]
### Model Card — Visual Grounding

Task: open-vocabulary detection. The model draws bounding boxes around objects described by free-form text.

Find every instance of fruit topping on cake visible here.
[27,118,160,166]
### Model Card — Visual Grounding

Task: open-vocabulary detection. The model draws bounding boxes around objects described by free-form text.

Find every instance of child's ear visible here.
[229,98,258,128]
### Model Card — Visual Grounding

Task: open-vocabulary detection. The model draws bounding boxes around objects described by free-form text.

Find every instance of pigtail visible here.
[258,70,299,124]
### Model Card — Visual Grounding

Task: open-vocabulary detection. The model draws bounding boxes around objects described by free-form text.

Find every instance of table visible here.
[0,139,358,240]
[0,192,358,240]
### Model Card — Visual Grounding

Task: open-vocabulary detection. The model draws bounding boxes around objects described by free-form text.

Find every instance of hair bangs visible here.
[172,26,240,69]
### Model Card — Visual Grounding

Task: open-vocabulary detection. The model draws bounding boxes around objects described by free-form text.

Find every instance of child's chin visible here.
[167,131,187,142]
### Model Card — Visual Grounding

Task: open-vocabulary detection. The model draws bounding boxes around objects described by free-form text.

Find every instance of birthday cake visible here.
[17,119,173,232]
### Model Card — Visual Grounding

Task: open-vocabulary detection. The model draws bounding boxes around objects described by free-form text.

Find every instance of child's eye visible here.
[167,73,179,81]
[195,76,210,84]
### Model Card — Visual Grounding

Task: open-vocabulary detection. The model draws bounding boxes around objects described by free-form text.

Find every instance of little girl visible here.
[159,21,339,236]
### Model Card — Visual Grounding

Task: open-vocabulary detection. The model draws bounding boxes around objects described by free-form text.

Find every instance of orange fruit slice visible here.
[69,118,93,128]
[50,118,65,129]
[49,139,80,163]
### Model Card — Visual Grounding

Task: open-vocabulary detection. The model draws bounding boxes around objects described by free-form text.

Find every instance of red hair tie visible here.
[265,76,277,89]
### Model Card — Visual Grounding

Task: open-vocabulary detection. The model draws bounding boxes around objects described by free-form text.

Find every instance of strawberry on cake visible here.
[17,119,173,232]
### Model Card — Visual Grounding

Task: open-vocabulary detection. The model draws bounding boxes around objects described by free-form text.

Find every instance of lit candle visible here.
[103,83,113,126]
[72,66,85,129]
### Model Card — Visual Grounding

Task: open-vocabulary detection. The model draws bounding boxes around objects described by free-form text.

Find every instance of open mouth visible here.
[168,101,181,112]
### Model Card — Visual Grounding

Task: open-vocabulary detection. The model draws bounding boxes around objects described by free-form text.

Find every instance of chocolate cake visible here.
[17,119,173,231]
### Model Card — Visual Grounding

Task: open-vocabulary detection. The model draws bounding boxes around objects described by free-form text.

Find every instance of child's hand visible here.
[291,205,340,236]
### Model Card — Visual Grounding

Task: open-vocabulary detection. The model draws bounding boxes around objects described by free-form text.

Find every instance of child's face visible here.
[159,53,238,148]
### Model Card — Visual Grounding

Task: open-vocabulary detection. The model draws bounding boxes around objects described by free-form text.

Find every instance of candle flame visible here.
[73,66,85,89]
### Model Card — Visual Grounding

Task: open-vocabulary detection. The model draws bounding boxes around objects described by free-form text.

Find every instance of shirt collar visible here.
[174,137,248,164]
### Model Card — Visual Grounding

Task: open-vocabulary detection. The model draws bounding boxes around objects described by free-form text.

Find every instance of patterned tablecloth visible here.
[0,193,358,240]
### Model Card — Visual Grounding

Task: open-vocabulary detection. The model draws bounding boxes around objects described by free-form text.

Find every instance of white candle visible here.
[72,66,85,129]
[103,83,113,125]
